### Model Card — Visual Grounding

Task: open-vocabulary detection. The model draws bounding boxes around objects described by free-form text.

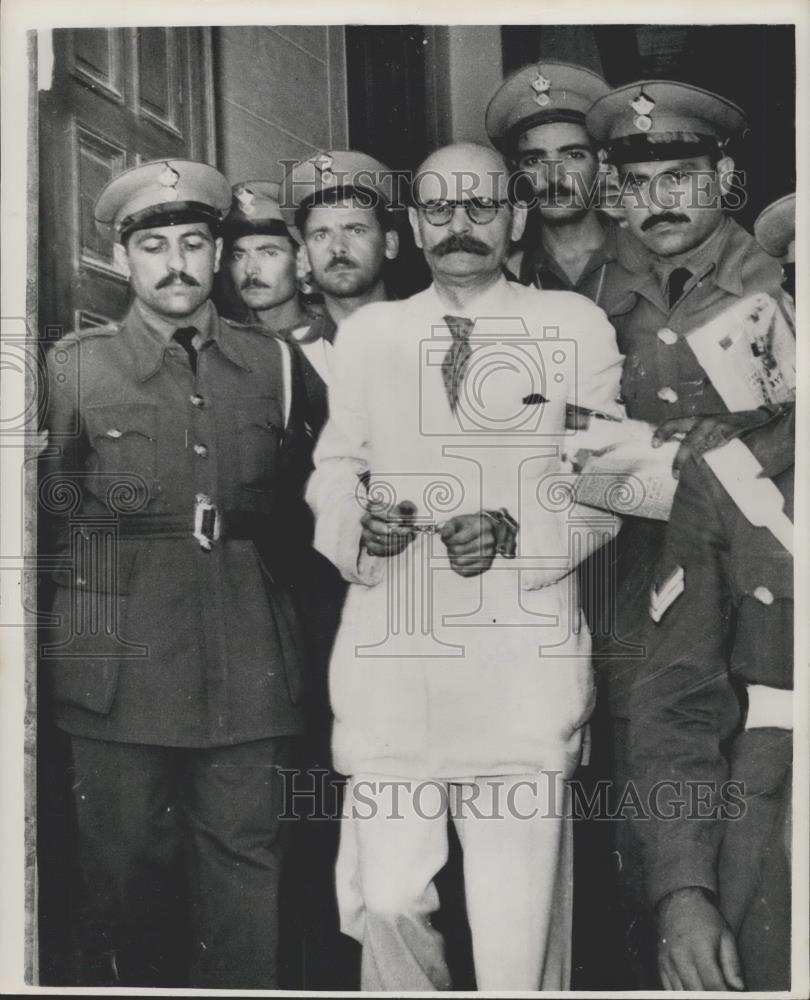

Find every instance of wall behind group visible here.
[214,25,349,185]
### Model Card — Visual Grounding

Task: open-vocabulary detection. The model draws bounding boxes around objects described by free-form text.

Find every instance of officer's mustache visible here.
[543,181,575,204]
[432,233,491,257]
[156,271,200,289]
[327,255,358,270]
[240,276,271,290]
[643,212,690,231]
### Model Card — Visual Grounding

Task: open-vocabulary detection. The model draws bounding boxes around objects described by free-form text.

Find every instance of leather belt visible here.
[112,509,267,550]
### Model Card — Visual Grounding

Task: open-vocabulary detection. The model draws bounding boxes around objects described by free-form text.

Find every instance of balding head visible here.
[413,143,513,205]
[408,142,527,292]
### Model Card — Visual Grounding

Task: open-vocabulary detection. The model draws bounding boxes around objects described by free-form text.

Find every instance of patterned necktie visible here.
[667,267,692,309]
[172,326,198,374]
[442,314,474,414]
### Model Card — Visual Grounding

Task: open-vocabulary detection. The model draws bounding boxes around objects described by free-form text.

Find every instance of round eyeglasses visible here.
[418,198,509,226]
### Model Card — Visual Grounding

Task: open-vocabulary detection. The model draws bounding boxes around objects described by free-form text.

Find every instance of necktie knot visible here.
[441,315,474,414]
[667,267,692,308]
[172,326,199,373]
[444,314,474,343]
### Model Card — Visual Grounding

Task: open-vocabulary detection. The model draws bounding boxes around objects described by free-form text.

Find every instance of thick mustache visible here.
[327,256,358,271]
[432,233,490,257]
[544,182,575,202]
[240,277,271,290]
[643,212,690,231]
[156,271,200,289]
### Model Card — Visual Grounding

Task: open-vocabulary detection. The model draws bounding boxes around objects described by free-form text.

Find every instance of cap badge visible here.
[235,185,257,217]
[630,92,655,132]
[313,153,335,186]
[531,72,552,107]
[158,162,180,202]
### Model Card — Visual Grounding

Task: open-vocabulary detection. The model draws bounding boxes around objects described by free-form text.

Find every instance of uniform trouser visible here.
[336,772,573,991]
[587,516,664,987]
[719,729,792,991]
[68,734,294,988]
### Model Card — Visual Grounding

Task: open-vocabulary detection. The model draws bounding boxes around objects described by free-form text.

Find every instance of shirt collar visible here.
[615,214,748,303]
[427,273,514,325]
[525,214,619,285]
[129,299,251,380]
[650,216,730,292]
[292,310,338,345]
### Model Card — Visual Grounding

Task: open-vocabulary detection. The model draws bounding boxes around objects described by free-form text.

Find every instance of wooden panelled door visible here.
[38,27,216,333]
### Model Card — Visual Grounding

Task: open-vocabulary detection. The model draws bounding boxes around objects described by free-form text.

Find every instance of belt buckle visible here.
[194,494,221,551]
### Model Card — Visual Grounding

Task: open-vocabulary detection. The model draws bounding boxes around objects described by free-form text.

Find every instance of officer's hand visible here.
[652,410,768,477]
[361,500,416,558]
[656,887,745,991]
[440,513,496,577]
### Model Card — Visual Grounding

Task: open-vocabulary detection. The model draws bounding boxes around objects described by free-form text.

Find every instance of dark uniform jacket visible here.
[277,308,346,755]
[598,216,789,706]
[285,310,336,441]
[40,300,309,747]
[605,215,785,423]
[627,410,794,989]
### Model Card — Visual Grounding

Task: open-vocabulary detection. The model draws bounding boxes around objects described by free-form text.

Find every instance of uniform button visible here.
[193,444,208,458]
[190,394,204,408]
[657,328,678,345]
[657,386,679,403]
[106,428,123,438]
[753,586,774,605]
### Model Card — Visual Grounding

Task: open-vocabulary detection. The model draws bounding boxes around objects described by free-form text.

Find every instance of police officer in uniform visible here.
[582,81,794,982]
[586,81,789,457]
[487,64,644,984]
[485,60,635,306]
[272,149,400,987]
[40,160,309,988]
[222,179,314,332]
[628,404,794,991]
[279,150,400,438]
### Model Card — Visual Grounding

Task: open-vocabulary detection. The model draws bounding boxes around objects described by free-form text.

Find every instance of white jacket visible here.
[307,278,625,779]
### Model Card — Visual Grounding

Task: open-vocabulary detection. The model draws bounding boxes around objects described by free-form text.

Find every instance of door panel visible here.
[38,27,215,332]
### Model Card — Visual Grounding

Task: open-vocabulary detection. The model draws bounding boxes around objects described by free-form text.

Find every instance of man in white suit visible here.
[306,142,625,991]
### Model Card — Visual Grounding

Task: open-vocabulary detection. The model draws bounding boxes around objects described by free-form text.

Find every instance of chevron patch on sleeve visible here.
[649,565,685,623]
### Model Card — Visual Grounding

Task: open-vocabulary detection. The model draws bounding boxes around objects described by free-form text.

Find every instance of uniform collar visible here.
[524,213,619,286]
[290,309,338,345]
[649,216,734,294]
[127,299,251,380]
[615,214,748,304]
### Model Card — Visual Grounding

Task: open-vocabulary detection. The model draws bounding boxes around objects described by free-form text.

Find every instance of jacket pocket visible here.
[42,542,144,715]
[49,535,142,595]
[731,551,793,607]
[236,395,284,493]
[84,402,158,508]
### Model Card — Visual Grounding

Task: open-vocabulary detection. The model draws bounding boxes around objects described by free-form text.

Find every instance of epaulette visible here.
[59,323,121,346]
[222,315,254,330]
[223,315,287,341]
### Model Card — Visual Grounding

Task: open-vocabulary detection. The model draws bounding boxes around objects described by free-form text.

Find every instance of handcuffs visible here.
[408,507,519,559]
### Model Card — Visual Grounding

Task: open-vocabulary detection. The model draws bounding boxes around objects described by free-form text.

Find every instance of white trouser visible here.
[336,772,574,991]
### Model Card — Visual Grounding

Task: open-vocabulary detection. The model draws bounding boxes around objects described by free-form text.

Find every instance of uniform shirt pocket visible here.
[236,395,284,493]
[84,403,159,508]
